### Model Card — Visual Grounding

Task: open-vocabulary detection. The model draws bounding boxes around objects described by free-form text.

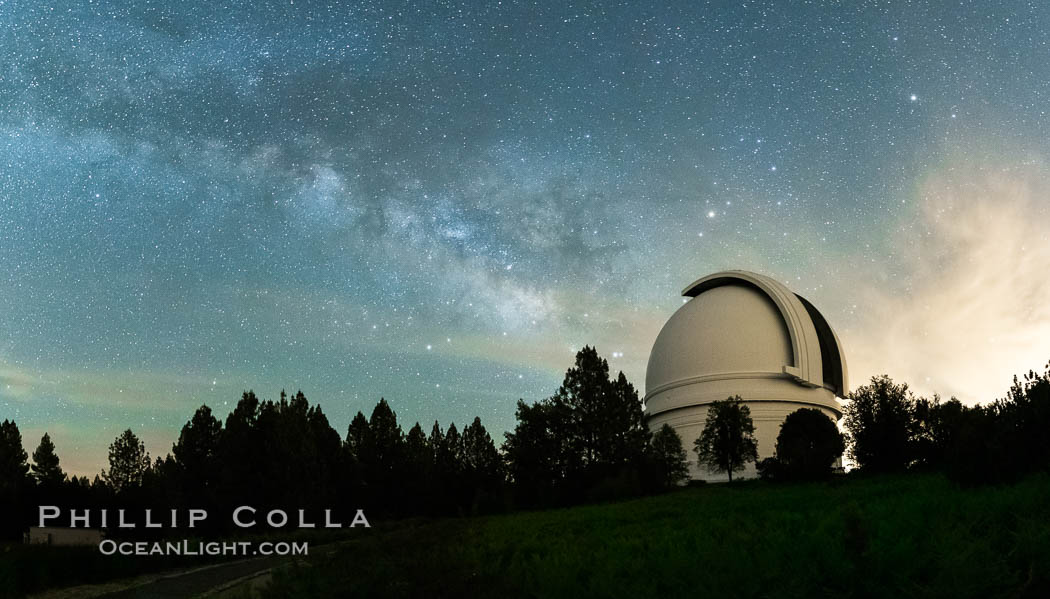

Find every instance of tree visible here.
[172,405,222,498]
[345,411,370,463]
[404,422,432,482]
[844,375,915,472]
[365,398,404,478]
[502,399,567,505]
[1000,363,1050,475]
[103,429,152,494]
[461,417,502,485]
[0,420,30,538]
[693,396,758,482]
[217,391,262,509]
[0,420,29,490]
[606,372,652,467]
[647,424,689,489]
[549,347,649,477]
[460,417,504,513]
[911,396,966,470]
[774,408,844,480]
[436,422,462,482]
[31,432,65,487]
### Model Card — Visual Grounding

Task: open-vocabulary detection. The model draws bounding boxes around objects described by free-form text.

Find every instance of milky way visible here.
[3,1,1050,474]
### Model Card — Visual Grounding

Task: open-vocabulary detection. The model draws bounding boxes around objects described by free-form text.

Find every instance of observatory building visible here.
[644,270,848,481]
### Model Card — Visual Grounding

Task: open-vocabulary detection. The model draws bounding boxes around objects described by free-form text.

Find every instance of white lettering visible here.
[232,506,256,528]
[188,509,207,528]
[71,509,90,528]
[38,506,60,527]
[266,509,288,528]
[324,509,342,528]
[350,509,370,528]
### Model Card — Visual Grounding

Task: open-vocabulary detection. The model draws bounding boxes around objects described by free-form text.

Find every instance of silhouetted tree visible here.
[404,422,432,488]
[911,396,965,470]
[427,420,444,464]
[549,347,649,483]
[461,417,503,512]
[844,375,915,472]
[502,399,567,506]
[462,417,501,481]
[646,424,689,489]
[606,372,652,467]
[103,429,151,494]
[756,457,784,481]
[345,411,370,465]
[0,420,30,539]
[172,405,222,503]
[505,347,650,504]
[0,420,29,488]
[31,432,65,487]
[363,398,404,512]
[218,391,262,508]
[774,408,844,480]
[1000,363,1050,474]
[694,396,758,482]
[307,401,344,507]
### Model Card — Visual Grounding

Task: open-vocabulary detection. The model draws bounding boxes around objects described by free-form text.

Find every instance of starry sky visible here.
[3,1,1050,476]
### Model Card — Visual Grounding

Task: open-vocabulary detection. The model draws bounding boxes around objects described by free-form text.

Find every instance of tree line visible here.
[683,363,1050,484]
[842,367,1050,483]
[0,347,689,539]
[5,348,1048,540]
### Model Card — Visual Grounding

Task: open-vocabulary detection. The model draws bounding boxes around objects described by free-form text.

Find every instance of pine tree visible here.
[103,429,152,493]
[1,419,31,538]
[461,417,502,483]
[172,405,222,490]
[345,411,370,463]
[31,432,65,487]
[0,420,30,491]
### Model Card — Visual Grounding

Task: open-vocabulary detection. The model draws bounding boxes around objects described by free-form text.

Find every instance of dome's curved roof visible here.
[645,270,848,399]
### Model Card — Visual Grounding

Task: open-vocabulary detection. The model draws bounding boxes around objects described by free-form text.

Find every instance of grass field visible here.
[258,473,1050,599]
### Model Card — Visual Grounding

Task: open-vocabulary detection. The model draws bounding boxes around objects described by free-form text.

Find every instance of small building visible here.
[25,526,104,546]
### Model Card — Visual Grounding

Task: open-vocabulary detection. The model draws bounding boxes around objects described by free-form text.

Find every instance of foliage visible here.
[693,396,758,482]
[0,419,31,539]
[774,408,844,480]
[171,405,222,506]
[646,424,689,489]
[844,375,915,472]
[30,432,65,487]
[102,429,151,494]
[0,419,29,488]
[502,346,650,505]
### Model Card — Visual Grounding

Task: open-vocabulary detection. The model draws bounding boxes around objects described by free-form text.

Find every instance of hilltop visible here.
[255,472,1050,599]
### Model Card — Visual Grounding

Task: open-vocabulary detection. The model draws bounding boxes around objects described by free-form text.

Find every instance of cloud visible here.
[845,160,1050,404]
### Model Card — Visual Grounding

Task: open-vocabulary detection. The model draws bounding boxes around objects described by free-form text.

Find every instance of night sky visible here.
[4,1,1050,475]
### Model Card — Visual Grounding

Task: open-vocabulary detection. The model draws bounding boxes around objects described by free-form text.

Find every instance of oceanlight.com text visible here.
[98,539,309,557]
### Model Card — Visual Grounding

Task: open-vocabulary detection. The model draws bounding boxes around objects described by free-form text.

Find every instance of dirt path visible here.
[93,555,289,599]
[89,550,287,592]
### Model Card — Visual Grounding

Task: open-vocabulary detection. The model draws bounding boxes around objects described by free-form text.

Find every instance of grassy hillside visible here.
[261,473,1050,599]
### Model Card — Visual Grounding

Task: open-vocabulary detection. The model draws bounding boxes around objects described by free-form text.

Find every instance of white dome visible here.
[644,270,848,481]
[645,284,794,393]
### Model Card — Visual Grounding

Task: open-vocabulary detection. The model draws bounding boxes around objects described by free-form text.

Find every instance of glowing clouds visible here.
[846,161,1050,404]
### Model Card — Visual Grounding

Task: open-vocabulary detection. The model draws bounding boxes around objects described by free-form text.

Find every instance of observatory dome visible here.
[644,270,848,481]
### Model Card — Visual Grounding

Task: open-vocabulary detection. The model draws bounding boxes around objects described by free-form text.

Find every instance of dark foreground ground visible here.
[7,473,1050,598]
[259,473,1050,599]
